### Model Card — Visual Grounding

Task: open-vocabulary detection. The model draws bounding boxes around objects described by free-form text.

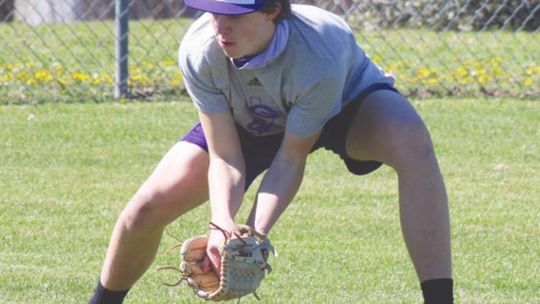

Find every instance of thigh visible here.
[129,141,210,225]
[345,90,430,167]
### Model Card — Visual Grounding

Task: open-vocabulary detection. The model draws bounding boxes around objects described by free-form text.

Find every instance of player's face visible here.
[210,9,280,59]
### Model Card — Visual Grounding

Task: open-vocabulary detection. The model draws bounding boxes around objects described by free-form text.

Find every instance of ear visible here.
[265,2,282,22]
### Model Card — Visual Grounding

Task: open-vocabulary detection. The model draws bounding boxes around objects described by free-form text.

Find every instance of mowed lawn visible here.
[0,98,538,303]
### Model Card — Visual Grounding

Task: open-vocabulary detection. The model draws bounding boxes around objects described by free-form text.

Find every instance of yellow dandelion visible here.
[35,70,54,83]
[387,63,397,71]
[456,67,468,77]
[16,70,30,81]
[130,73,151,86]
[72,72,90,82]
[478,75,490,85]
[524,78,534,87]
[162,59,177,67]
[458,76,474,84]
[371,55,383,64]
[0,73,13,83]
[3,63,14,72]
[473,61,484,69]
[418,67,432,79]
[491,57,501,67]
[131,67,143,74]
[170,72,183,86]
[425,78,438,85]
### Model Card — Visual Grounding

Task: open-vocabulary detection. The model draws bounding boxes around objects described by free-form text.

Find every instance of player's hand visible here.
[203,228,226,273]
[203,222,240,274]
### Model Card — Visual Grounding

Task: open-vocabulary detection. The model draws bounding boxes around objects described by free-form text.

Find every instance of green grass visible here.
[357,29,540,97]
[1,19,539,104]
[1,98,539,303]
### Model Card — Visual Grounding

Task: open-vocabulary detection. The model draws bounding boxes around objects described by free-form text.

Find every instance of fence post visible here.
[115,0,129,99]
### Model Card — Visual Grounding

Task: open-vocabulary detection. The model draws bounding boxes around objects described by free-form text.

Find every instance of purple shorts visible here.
[181,83,399,190]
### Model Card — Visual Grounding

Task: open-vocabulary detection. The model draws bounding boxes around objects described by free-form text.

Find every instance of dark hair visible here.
[259,0,292,24]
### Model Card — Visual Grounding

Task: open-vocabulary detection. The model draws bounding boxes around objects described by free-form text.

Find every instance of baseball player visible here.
[88,1,453,303]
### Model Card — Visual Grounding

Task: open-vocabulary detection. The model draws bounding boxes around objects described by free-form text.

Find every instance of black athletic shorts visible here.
[181,83,399,190]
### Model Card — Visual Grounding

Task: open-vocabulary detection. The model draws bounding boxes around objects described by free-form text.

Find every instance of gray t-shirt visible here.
[179,5,394,138]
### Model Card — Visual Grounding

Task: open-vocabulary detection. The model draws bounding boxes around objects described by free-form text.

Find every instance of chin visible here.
[222,49,241,59]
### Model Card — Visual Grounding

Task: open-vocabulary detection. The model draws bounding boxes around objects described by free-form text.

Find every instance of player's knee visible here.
[121,190,168,232]
[382,118,436,168]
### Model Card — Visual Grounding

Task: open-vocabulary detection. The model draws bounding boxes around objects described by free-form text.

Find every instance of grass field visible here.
[0,97,538,303]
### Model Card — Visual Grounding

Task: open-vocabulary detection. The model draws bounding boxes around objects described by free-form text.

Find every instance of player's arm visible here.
[199,109,245,231]
[199,109,248,272]
[246,72,344,235]
[247,129,321,235]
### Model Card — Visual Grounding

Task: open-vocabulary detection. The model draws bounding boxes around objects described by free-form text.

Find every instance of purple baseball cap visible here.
[184,0,266,16]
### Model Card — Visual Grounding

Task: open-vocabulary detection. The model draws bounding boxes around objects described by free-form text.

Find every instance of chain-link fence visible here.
[0,0,539,104]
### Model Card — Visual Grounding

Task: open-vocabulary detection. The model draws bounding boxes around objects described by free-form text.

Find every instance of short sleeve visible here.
[178,23,230,114]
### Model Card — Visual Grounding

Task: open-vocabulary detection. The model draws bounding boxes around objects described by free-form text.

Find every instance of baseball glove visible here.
[159,223,275,302]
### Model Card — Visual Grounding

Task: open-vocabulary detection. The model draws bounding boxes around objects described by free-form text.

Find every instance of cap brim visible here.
[185,0,263,16]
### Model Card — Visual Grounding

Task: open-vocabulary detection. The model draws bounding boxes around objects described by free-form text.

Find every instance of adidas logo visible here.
[247,77,263,87]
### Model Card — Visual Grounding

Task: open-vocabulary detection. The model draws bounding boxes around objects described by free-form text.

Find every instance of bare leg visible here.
[100,142,210,290]
[346,90,452,282]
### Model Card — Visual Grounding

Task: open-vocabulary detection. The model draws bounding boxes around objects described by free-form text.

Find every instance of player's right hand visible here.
[203,222,241,274]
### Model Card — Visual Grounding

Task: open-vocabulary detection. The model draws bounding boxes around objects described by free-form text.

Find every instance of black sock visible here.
[421,278,454,304]
[88,280,130,304]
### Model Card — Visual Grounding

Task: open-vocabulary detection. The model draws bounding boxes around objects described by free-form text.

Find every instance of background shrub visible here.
[350,0,540,31]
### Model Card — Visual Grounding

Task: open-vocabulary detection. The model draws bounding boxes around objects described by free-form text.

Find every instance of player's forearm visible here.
[208,157,245,229]
[251,158,306,235]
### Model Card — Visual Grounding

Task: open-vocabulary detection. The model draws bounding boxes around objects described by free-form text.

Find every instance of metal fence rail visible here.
[0,0,538,104]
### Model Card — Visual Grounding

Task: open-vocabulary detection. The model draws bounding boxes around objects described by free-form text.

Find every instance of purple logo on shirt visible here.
[246,96,281,135]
